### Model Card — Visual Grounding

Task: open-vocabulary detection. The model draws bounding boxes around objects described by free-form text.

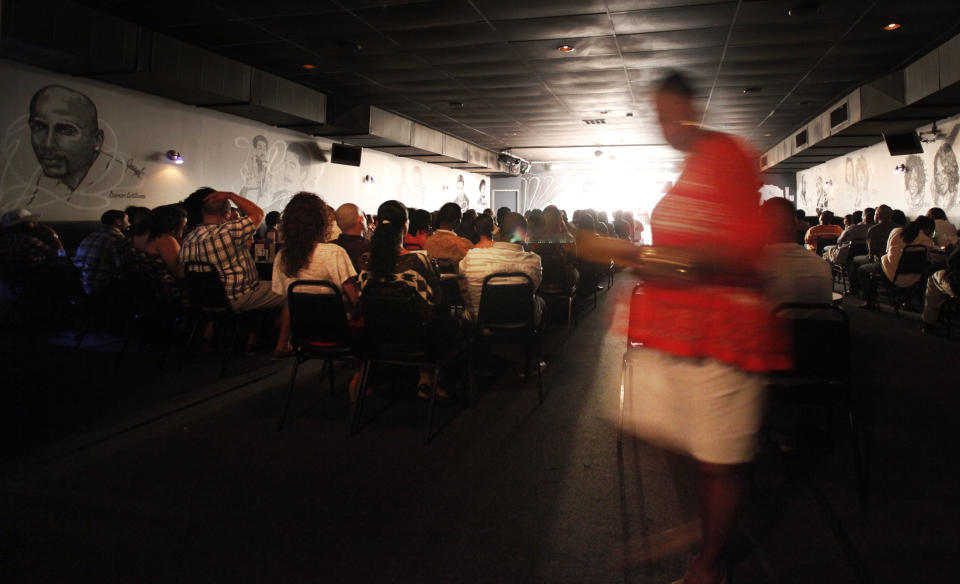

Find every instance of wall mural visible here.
[1,85,145,212]
[796,113,960,223]
[235,135,324,213]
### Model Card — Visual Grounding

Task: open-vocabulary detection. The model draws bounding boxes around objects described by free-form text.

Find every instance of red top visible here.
[629,132,790,372]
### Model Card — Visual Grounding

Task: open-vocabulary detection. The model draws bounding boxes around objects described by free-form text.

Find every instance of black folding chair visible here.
[115,263,182,368]
[815,235,838,255]
[183,261,259,378]
[278,280,355,431]
[351,282,450,444]
[471,272,544,404]
[537,252,577,332]
[832,239,868,294]
[885,245,928,317]
[435,258,465,314]
[767,302,867,510]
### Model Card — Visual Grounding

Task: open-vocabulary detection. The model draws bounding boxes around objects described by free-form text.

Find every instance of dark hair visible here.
[496,206,510,226]
[125,206,151,228]
[795,209,807,221]
[844,214,853,225]
[864,207,876,222]
[181,187,215,231]
[658,70,695,98]
[475,214,494,240]
[101,209,125,225]
[278,192,328,278]
[456,211,479,243]
[499,212,527,243]
[900,215,935,244]
[891,209,907,226]
[437,202,462,228]
[408,209,431,236]
[577,213,596,232]
[928,207,947,221]
[148,205,187,240]
[265,211,281,228]
[368,200,408,278]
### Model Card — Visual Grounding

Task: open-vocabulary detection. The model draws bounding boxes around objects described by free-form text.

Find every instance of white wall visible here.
[0,59,487,221]
[796,113,960,221]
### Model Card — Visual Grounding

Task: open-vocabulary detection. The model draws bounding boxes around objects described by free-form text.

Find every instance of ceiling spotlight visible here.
[764,133,772,137]
[362,174,375,184]
[301,64,317,70]
[625,112,634,118]
[883,23,901,31]
[165,150,183,165]
[557,44,576,52]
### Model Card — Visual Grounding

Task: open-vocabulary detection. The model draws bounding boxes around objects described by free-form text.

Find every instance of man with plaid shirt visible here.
[179,190,285,313]
[73,209,130,295]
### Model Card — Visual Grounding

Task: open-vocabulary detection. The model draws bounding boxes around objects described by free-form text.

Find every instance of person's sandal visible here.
[417,384,456,407]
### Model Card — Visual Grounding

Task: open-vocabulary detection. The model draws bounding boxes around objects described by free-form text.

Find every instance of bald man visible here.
[29,85,104,192]
[332,203,370,271]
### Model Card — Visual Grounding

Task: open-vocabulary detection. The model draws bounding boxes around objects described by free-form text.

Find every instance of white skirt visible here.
[623,348,765,464]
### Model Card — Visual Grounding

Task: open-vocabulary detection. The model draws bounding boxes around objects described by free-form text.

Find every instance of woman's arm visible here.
[155,235,185,279]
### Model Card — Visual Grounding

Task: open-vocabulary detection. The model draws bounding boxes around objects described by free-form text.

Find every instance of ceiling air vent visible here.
[583,119,606,125]
[830,103,849,128]
[795,129,808,148]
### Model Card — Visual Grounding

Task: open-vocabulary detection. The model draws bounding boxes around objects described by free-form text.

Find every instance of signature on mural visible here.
[0,85,143,212]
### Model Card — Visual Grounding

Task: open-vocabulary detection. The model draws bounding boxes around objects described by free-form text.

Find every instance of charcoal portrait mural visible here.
[933,142,959,208]
[477,178,488,209]
[454,174,468,209]
[1,84,141,211]
[797,173,808,211]
[814,175,828,211]
[904,154,927,210]
[236,136,322,213]
[843,155,869,209]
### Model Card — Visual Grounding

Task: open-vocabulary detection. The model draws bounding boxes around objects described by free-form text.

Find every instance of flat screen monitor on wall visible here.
[331,143,362,166]
[883,131,923,156]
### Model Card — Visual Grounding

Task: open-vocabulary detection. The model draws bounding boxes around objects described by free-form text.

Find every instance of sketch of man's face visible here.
[253,136,268,162]
[29,85,104,191]
[456,175,464,193]
[904,154,927,208]
[934,143,959,201]
[845,158,854,186]
[281,146,308,188]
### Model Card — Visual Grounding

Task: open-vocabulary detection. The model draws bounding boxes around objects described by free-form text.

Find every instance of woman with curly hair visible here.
[271,192,359,358]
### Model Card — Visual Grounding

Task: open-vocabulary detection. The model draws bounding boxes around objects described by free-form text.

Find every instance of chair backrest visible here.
[360,281,429,355]
[773,303,849,381]
[435,257,459,275]
[478,272,535,331]
[117,263,166,314]
[287,280,351,349]
[184,261,230,310]
[847,239,868,260]
[815,235,838,255]
[538,246,573,294]
[895,245,928,278]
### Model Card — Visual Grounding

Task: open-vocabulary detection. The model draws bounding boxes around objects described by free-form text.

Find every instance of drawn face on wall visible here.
[904,154,927,210]
[280,144,309,189]
[253,135,268,162]
[934,143,959,205]
[457,174,464,193]
[28,85,104,190]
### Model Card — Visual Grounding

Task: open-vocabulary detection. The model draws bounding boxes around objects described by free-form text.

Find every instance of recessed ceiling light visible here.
[301,64,316,69]
[599,110,610,115]
[743,87,762,94]
[557,44,576,52]
[883,23,901,31]
[787,1,819,17]
[625,112,634,118]
[448,101,464,108]
[764,133,772,137]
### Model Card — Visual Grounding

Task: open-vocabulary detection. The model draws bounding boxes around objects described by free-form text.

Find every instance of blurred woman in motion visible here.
[619,71,789,584]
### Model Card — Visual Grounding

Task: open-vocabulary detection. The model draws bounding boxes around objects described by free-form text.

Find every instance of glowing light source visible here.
[883,23,901,31]
[557,44,575,52]
[165,150,183,165]
[302,64,317,69]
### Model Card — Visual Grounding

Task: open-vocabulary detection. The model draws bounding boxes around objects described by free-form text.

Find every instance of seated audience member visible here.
[825,209,870,263]
[359,200,456,401]
[474,214,495,249]
[0,209,61,274]
[531,205,579,291]
[759,198,833,305]
[180,187,215,233]
[257,210,281,242]
[404,209,431,251]
[858,215,938,309]
[179,190,285,316]
[837,210,869,245]
[74,209,131,295]
[927,207,958,247]
[460,212,544,324]
[496,206,510,229]
[848,204,894,296]
[863,207,876,225]
[804,210,842,251]
[125,205,151,238]
[921,246,960,333]
[891,209,907,227]
[131,205,187,303]
[457,209,479,243]
[795,209,810,244]
[272,193,359,358]
[426,202,474,262]
[332,203,370,271]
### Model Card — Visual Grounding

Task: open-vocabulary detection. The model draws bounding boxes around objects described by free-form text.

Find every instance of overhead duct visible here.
[309,105,510,175]
[763,31,960,173]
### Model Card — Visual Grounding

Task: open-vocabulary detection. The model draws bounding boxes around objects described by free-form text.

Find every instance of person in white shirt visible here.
[859,215,938,308]
[459,212,544,324]
[759,198,833,307]
[926,207,958,248]
[272,192,358,358]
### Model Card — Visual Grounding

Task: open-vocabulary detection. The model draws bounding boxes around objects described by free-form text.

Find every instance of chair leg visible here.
[220,319,240,378]
[328,359,336,397]
[349,361,371,437]
[278,357,303,431]
[566,296,573,334]
[424,364,440,444]
[618,356,627,445]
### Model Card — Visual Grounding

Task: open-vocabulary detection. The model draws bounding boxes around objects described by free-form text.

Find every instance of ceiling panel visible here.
[610,4,737,35]
[492,14,615,42]
[471,0,609,21]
